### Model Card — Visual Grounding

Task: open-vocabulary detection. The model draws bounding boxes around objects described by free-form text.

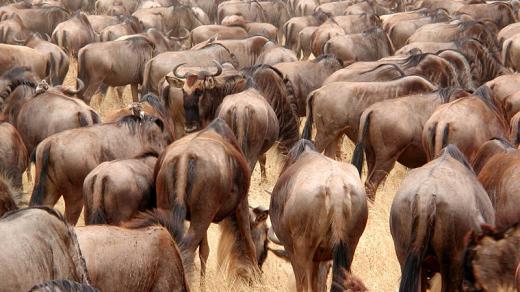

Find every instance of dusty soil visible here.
[20,61,405,291]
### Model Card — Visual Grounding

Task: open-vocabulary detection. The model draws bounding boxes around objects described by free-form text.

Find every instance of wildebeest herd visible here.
[2,0,520,291]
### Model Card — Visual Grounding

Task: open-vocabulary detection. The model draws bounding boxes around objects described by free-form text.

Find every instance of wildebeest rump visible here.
[0,207,91,291]
[30,115,170,224]
[155,119,259,281]
[83,152,158,225]
[390,145,494,292]
[422,86,509,162]
[269,139,368,291]
[76,210,189,292]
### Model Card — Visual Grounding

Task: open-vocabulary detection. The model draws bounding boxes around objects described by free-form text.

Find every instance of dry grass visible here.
[20,61,407,291]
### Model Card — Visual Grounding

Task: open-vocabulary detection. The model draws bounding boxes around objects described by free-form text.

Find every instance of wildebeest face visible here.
[250,206,269,269]
[172,61,223,133]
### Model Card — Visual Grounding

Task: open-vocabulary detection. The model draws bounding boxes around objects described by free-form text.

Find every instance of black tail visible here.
[302,92,315,140]
[331,240,351,292]
[88,176,107,225]
[399,196,436,292]
[352,111,372,176]
[29,144,51,206]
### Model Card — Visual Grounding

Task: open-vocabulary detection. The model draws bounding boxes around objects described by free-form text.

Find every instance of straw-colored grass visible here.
[21,60,406,291]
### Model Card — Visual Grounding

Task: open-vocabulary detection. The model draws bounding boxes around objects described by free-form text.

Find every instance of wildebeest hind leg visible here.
[235,199,261,280]
[366,160,395,201]
[131,83,139,102]
[63,186,83,224]
[199,234,209,283]
[259,154,267,182]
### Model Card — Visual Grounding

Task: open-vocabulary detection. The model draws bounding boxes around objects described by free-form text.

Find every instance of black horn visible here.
[210,61,223,77]
[173,63,188,79]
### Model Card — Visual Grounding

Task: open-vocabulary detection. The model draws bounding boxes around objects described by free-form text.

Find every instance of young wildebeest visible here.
[76,210,190,292]
[217,206,269,280]
[30,115,170,224]
[0,122,28,189]
[422,86,509,162]
[29,280,100,292]
[464,224,520,291]
[155,118,259,281]
[303,76,437,159]
[83,152,158,225]
[0,207,91,291]
[391,145,495,292]
[269,139,368,292]
[352,88,471,200]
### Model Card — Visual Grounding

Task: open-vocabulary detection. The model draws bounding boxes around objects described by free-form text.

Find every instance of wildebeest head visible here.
[249,206,269,269]
[169,61,224,133]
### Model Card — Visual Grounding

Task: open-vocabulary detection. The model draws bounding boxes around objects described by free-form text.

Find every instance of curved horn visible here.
[169,28,190,41]
[210,60,223,77]
[75,78,84,93]
[173,63,188,79]
[268,227,283,245]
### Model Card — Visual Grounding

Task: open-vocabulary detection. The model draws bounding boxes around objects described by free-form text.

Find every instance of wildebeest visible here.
[51,12,98,57]
[352,87,470,200]
[274,55,343,116]
[154,119,259,281]
[422,86,509,162]
[14,81,100,161]
[464,223,520,291]
[14,33,70,86]
[78,36,157,104]
[161,62,243,138]
[142,43,238,95]
[132,5,202,35]
[255,41,298,65]
[390,145,494,292]
[0,207,91,291]
[303,76,436,158]
[30,114,170,224]
[0,14,31,44]
[0,44,50,81]
[475,143,520,230]
[216,87,279,178]
[0,67,38,122]
[99,15,143,41]
[87,15,119,33]
[454,2,516,30]
[269,139,368,291]
[190,24,249,46]
[212,36,271,69]
[83,152,158,225]
[29,280,100,292]
[76,210,190,292]
[2,6,70,37]
[217,0,267,23]
[498,22,520,45]
[323,27,394,65]
[221,15,279,42]
[407,21,498,53]
[383,8,451,50]
[282,11,325,53]
[0,122,28,189]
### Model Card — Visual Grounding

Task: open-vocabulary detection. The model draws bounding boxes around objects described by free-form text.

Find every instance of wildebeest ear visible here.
[205,77,216,89]
[253,206,269,223]
[165,76,184,88]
